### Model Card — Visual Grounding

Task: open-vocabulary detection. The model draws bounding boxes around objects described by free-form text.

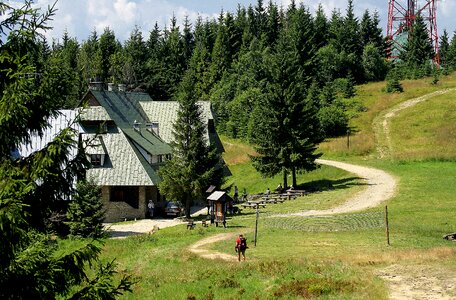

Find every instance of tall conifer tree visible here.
[251,30,322,188]
[402,13,434,68]
[158,70,223,217]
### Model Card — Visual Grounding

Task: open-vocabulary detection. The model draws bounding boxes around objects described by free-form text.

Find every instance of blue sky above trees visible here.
[12,0,456,42]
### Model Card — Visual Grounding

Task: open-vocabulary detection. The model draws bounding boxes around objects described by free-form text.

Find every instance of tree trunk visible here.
[283,169,288,190]
[185,194,191,218]
[292,167,297,188]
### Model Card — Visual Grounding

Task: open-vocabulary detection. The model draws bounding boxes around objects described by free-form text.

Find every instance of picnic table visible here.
[285,189,307,196]
[241,202,266,209]
[263,198,285,204]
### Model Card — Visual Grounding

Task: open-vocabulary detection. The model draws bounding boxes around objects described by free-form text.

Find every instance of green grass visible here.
[320,72,456,159]
[62,72,456,299]
[99,225,388,299]
[391,90,456,160]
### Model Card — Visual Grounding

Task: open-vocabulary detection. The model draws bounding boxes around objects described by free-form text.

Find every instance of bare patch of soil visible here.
[377,264,456,300]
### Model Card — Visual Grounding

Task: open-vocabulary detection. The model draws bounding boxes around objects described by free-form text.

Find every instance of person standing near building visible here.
[148,200,154,218]
[235,234,248,261]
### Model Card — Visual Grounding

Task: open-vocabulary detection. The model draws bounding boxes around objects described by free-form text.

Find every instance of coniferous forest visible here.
[30,0,456,141]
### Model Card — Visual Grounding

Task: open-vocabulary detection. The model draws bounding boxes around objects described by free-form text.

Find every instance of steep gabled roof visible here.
[83,132,158,186]
[84,90,171,155]
[139,100,213,144]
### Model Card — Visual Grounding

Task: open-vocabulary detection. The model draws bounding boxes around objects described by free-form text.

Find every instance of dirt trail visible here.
[282,159,397,216]
[187,159,398,263]
[374,88,456,158]
[188,233,238,261]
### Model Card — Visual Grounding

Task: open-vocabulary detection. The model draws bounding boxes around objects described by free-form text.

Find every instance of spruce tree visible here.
[265,0,280,46]
[123,26,148,87]
[66,179,105,238]
[250,30,322,188]
[439,29,450,69]
[78,30,99,85]
[314,4,328,48]
[0,2,132,298]
[158,70,223,218]
[96,27,120,82]
[402,13,434,68]
[448,31,456,69]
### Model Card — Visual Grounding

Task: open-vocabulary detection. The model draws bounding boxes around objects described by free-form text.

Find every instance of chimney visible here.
[107,83,117,92]
[88,81,104,91]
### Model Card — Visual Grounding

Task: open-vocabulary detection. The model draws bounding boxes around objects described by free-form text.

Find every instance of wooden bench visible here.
[265,199,285,204]
[286,190,307,196]
[241,203,266,209]
[187,219,195,229]
[201,220,208,227]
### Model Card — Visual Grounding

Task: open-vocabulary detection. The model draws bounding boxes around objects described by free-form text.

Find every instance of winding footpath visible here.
[188,88,456,299]
[285,159,397,216]
[374,88,456,158]
[188,159,397,261]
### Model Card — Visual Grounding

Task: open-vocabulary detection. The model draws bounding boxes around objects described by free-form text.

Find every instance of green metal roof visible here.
[82,132,157,186]
[89,91,171,155]
[139,100,213,144]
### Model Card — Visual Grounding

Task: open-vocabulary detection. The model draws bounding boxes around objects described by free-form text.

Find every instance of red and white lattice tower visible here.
[387,0,440,65]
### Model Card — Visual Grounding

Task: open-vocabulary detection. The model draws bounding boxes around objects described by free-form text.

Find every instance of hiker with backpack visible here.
[235,234,248,261]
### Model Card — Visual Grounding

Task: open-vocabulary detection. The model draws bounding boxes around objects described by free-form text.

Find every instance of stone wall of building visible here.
[102,186,149,222]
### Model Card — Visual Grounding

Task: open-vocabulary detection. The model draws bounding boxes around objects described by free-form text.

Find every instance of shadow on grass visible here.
[299,176,366,193]
[108,231,142,238]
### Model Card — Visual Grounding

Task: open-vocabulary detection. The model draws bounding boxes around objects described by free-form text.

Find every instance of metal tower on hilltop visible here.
[387,0,440,65]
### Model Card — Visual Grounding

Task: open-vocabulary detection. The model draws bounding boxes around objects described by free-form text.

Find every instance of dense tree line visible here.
[32,0,455,184]
[41,1,385,130]
[14,0,454,185]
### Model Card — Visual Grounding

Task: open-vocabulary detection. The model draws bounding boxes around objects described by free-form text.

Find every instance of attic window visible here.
[99,123,108,133]
[90,154,102,166]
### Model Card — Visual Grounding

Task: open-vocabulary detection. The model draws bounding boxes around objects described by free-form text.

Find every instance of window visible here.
[110,186,139,208]
[90,154,102,166]
[99,123,108,133]
[151,154,165,164]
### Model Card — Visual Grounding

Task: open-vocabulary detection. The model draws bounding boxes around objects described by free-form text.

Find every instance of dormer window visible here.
[90,154,103,166]
[83,135,107,167]
[99,123,108,133]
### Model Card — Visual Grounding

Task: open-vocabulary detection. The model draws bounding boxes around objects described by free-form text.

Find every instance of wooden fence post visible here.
[385,205,390,246]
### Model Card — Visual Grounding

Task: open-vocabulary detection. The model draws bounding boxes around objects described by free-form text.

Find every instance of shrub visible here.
[66,179,106,238]
[318,103,349,137]
[385,76,404,93]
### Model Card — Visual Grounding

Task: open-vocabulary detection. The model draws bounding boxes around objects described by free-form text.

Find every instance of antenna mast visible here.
[387,0,440,64]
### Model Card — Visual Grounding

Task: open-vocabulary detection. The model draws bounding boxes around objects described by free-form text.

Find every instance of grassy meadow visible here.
[89,73,456,299]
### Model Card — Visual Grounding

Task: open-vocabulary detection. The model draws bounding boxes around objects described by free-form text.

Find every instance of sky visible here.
[8,0,456,43]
